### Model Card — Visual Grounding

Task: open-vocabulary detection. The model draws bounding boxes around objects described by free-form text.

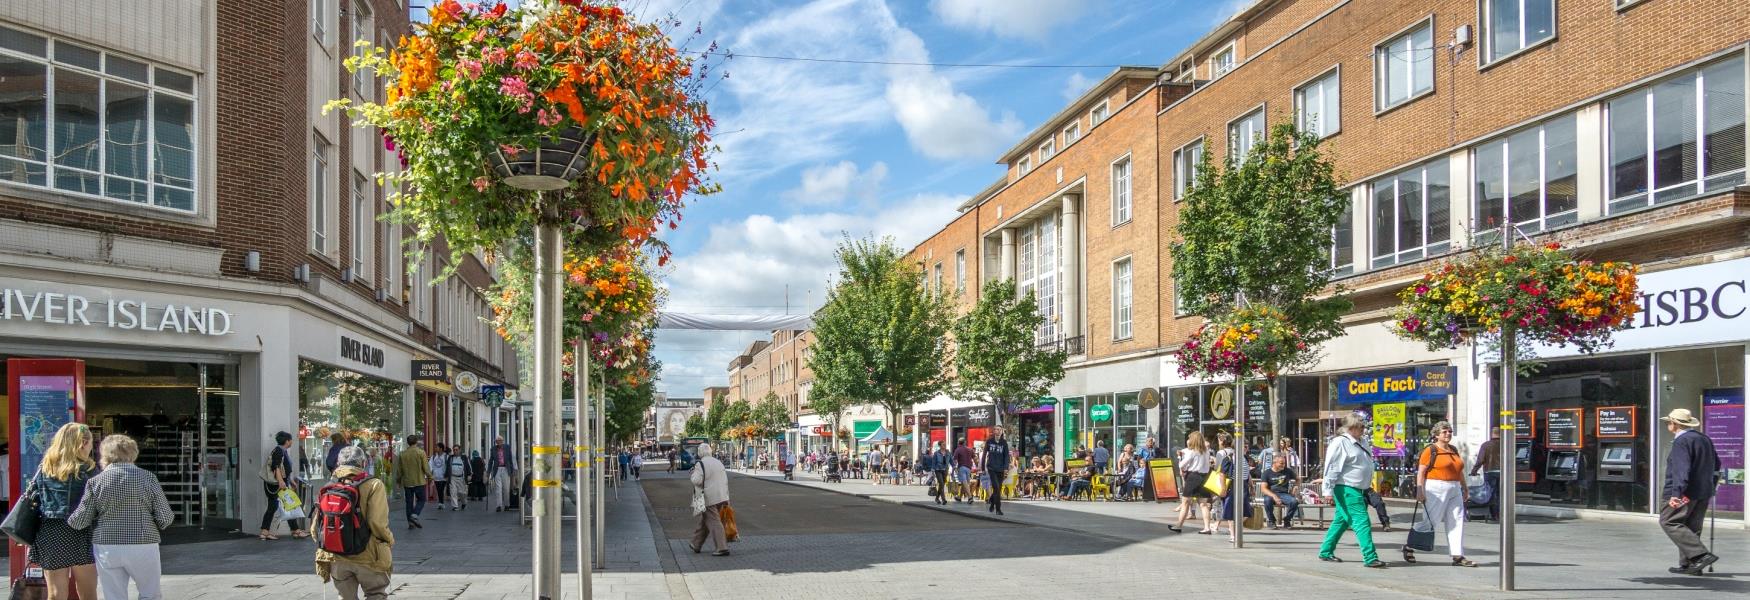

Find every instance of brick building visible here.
[900,0,1749,523]
[0,0,518,534]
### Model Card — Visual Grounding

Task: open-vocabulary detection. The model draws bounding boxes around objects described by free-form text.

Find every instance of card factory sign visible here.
[1,288,233,336]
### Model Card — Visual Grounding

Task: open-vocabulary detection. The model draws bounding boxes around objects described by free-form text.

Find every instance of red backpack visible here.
[315,474,373,556]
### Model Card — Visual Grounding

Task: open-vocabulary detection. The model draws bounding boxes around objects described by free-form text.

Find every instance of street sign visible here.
[1037,396,1058,405]
[412,360,448,381]
[454,371,480,393]
[481,385,506,408]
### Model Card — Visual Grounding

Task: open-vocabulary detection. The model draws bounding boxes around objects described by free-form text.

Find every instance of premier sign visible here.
[1,288,233,336]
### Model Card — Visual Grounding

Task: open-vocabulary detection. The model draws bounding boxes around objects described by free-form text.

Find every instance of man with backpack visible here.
[314,445,394,600]
[446,446,472,510]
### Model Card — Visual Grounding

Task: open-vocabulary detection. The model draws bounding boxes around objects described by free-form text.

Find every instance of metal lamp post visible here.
[1497,219,1518,592]
[574,339,591,600]
[491,127,592,600]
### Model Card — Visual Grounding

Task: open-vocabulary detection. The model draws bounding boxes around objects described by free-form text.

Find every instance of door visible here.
[198,363,241,530]
[1297,419,1323,480]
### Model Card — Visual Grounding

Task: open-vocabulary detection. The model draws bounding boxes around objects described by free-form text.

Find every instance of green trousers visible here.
[1319,484,1379,563]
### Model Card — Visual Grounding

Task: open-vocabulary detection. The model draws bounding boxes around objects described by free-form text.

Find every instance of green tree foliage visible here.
[808,237,954,453]
[1170,122,1352,346]
[682,413,706,439]
[752,392,792,438]
[804,391,850,454]
[951,279,1067,438]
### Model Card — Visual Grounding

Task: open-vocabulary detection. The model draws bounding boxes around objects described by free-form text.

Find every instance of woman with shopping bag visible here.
[688,443,732,556]
[1406,421,1475,566]
[259,431,308,540]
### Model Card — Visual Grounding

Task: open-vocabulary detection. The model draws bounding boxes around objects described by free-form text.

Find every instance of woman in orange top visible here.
[1408,421,1475,566]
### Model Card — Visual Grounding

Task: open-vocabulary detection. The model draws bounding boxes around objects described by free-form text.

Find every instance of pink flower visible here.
[458,58,483,79]
[536,107,563,127]
[498,143,523,156]
[472,176,490,192]
[483,47,509,66]
[499,76,534,112]
[514,50,540,71]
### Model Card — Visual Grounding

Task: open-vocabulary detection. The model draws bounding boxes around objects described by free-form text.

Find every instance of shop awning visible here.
[852,420,882,438]
[858,425,892,443]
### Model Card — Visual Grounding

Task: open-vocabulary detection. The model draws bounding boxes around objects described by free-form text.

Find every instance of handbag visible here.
[1202,471,1228,497]
[1406,497,1436,552]
[719,503,739,542]
[690,488,707,516]
[8,571,45,600]
[1,475,42,547]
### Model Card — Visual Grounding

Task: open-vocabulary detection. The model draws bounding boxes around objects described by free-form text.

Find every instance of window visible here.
[1473,113,1578,235]
[1172,276,1188,317]
[1328,199,1354,275]
[1228,108,1265,162]
[1063,122,1081,145]
[1111,156,1132,225]
[310,132,333,254]
[1016,215,1059,343]
[351,1,373,99]
[1039,138,1055,162]
[1374,20,1435,111]
[1483,0,1555,64]
[1607,54,1745,214]
[351,170,373,280]
[933,262,943,292]
[954,249,966,292]
[1112,258,1133,340]
[382,218,401,300]
[1018,156,1032,175]
[1173,139,1203,200]
[1295,69,1341,138]
[310,0,330,45]
[1370,158,1450,268]
[1210,43,1236,78]
[0,27,197,212]
[1090,100,1109,126]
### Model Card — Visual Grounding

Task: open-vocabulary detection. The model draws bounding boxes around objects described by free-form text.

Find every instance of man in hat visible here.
[1659,408,1721,575]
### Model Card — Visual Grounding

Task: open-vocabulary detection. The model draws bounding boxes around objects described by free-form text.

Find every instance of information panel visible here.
[1596,406,1636,438]
[1703,388,1744,513]
[1546,408,1583,449]
[1148,458,1178,500]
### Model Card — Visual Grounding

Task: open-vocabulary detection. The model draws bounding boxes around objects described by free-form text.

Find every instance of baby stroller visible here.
[823,454,843,483]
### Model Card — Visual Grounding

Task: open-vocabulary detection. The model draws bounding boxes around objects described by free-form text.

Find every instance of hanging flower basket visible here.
[329,0,716,264]
[1392,242,1639,353]
[1176,304,1308,380]
[487,127,594,191]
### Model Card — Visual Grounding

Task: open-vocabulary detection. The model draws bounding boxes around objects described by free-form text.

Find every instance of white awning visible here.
[657,312,812,331]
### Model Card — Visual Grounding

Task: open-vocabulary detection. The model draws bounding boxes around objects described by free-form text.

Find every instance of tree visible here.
[805,391,851,455]
[808,237,954,459]
[752,392,792,438]
[1170,122,1352,440]
[952,279,1067,442]
[682,413,706,439]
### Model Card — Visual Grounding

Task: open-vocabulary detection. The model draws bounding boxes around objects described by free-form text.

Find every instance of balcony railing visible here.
[1037,335,1085,356]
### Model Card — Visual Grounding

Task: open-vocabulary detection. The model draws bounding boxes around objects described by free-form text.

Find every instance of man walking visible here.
[984,431,1011,515]
[1317,415,1385,568]
[952,440,975,503]
[689,443,732,556]
[1091,440,1110,475]
[668,448,678,473]
[926,442,950,505]
[1660,409,1721,575]
[487,437,517,513]
[1470,428,1502,523]
[393,435,430,529]
[618,449,631,481]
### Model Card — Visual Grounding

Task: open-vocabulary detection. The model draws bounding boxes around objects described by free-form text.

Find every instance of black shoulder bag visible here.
[2,473,43,546]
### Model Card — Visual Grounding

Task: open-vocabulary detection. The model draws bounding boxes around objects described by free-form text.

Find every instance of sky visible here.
[626,0,1248,397]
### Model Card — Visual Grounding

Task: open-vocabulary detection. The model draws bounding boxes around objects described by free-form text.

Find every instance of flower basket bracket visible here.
[489,127,595,191]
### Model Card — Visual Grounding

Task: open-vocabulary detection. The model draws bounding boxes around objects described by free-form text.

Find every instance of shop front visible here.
[1051,357,1161,468]
[1500,256,1749,521]
[1333,365,1459,500]
[1160,381,1270,466]
[949,405,993,449]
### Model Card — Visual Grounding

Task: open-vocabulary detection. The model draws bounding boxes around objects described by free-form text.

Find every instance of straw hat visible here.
[1660,408,1701,428]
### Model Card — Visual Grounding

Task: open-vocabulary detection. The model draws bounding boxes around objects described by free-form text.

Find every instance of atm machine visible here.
[1596,442,1635,482]
[1515,440,1536,484]
[1545,450,1580,482]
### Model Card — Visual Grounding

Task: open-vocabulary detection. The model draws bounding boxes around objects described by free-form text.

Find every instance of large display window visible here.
[297,359,408,488]
[1493,353,1652,513]
[1655,346,1743,519]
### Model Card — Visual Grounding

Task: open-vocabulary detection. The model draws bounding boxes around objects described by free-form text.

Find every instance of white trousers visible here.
[449,475,468,508]
[1415,479,1467,557]
[491,467,512,510]
[94,543,162,600]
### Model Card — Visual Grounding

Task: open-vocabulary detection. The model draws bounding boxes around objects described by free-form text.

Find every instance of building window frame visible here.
[1328,196,1354,276]
[1479,0,1557,68]
[1294,66,1342,138]
[1368,157,1452,269]
[1111,256,1133,341]
[351,169,374,284]
[1470,112,1580,238]
[954,248,967,292]
[1604,53,1746,215]
[1209,41,1237,79]
[1172,137,1204,202]
[310,132,334,256]
[1063,121,1082,145]
[1227,105,1266,163]
[310,0,333,48]
[1090,100,1110,126]
[351,0,373,99]
[1039,137,1056,162]
[1111,153,1133,227]
[1373,16,1436,114]
[1018,155,1032,175]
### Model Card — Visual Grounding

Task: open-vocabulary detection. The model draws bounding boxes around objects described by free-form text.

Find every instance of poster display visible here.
[1546,408,1584,449]
[1514,410,1535,440]
[1370,403,1406,457]
[1702,388,1743,513]
[18,375,77,486]
[1596,406,1636,438]
[1148,458,1178,500]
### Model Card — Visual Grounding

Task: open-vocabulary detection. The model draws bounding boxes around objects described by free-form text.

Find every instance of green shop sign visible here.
[1089,404,1115,422]
[1036,396,1058,405]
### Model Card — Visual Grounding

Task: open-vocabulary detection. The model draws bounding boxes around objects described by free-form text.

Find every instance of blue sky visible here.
[634,0,1244,396]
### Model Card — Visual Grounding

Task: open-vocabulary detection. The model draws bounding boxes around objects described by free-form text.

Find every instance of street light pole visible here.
[596,364,607,570]
[575,339,591,600]
[1498,220,1518,591]
[531,219,563,600]
[1233,375,1246,549]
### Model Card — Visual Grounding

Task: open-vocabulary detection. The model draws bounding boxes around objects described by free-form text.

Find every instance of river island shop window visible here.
[297,359,408,487]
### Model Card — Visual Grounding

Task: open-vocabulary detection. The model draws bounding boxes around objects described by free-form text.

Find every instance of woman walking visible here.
[29,423,99,600]
[68,435,174,600]
[313,445,395,600]
[447,447,471,510]
[259,431,307,540]
[689,443,732,556]
[468,451,488,502]
[1408,421,1475,566]
[1171,432,1214,533]
[429,444,450,510]
[1215,437,1253,541]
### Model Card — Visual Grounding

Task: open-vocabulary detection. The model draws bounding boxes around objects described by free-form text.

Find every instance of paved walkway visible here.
[745,468,1749,599]
[160,475,666,600]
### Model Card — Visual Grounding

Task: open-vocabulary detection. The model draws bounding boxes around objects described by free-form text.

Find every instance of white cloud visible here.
[1062,71,1093,101]
[929,0,1086,41]
[883,28,1024,159]
[654,193,964,394]
[784,161,888,206]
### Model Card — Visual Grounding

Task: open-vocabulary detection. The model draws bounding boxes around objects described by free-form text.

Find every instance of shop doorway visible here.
[0,356,240,531]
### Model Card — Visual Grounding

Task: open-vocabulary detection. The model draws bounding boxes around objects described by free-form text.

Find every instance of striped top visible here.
[67,463,174,545]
